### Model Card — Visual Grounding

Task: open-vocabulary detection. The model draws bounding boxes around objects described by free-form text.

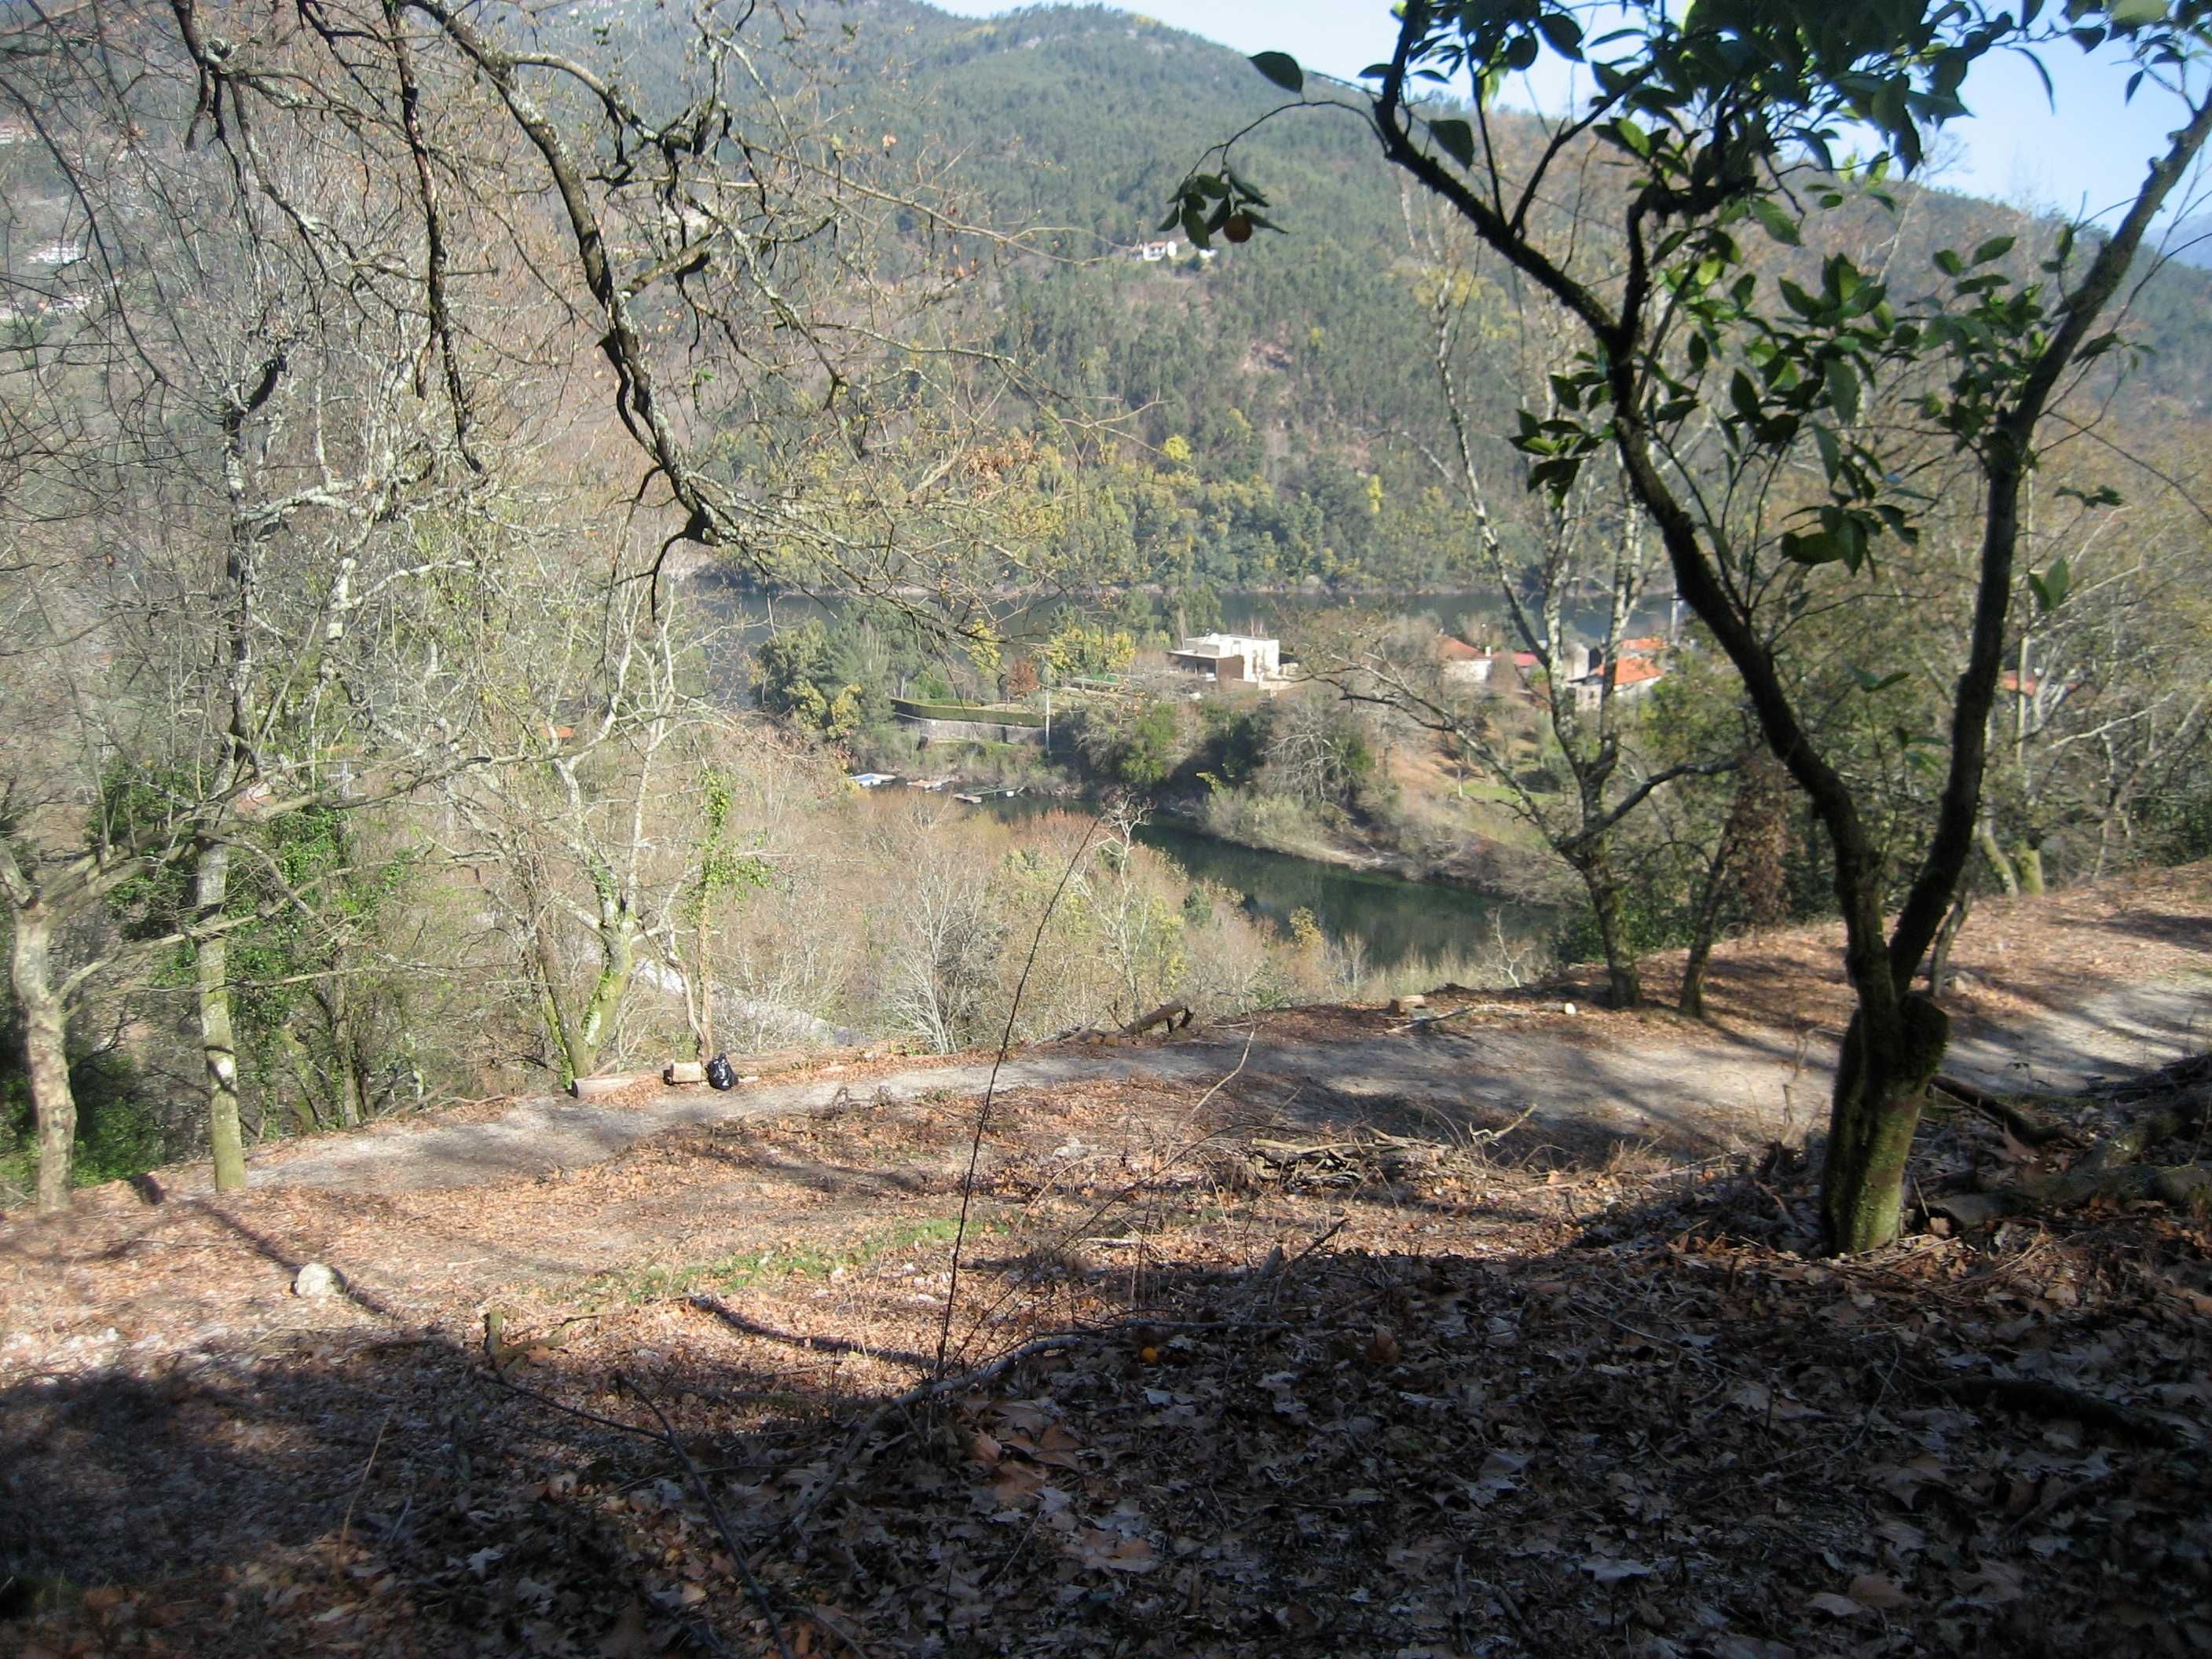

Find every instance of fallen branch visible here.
[1928,1161,2211,1229]
[1928,1075,2072,1147]
[2082,1087,2210,1170]
[1394,1001,1518,1034]
[1928,1373,2189,1448]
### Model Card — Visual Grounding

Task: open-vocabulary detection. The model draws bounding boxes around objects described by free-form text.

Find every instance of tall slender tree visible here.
[1176,0,2212,1250]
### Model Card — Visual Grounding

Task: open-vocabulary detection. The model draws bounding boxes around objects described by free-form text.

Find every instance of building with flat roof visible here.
[1167,633,1280,684]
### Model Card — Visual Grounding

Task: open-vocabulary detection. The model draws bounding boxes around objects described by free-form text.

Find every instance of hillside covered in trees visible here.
[571,0,2212,595]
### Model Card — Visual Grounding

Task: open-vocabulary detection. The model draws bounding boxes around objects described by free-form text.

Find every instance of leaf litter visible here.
[4,876,2212,1657]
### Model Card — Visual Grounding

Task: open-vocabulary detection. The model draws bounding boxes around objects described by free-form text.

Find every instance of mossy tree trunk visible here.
[194,833,247,1192]
[10,901,75,1215]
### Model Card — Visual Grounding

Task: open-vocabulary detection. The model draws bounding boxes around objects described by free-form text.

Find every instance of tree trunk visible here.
[1818,994,1950,1253]
[11,903,77,1214]
[1580,855,1642,1009]
[573,916,637,1079]
[1976,822,2018,896]
[1927,885,1972,999]
[1679,932,1713,1020]
[195,835,247,1192]
[2014,842,2045,897]
[327,976,365,1128]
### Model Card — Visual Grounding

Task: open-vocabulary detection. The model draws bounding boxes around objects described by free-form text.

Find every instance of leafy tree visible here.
[753,623,875,743]
[1187,1,2212,1251]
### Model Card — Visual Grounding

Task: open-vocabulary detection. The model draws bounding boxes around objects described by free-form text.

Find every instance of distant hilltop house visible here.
[1169,632,1280,686]
[1129,237,1216,264]
[27,240,85,266]
[0,120,29,145]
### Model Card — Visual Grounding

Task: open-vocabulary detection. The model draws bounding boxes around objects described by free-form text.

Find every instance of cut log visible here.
[663,1060,706,1086]
[570,1072,648,1100]
[1121,1000,1193,1038]
[1390,994,1428,1016]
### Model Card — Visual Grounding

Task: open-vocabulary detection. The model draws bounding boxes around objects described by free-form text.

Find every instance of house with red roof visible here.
[1570,654,1668,713]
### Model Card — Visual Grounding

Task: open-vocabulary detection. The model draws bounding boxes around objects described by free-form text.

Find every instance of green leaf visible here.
[1812,423,1842,484]
[2028,556,2071,612]
[1934,248,1964,276]
[1536,12,1584,56]
[1609,117,1652,158]
[2109,0,2169,27]
[1824,356,1861,425]
[1781,529,1844,566]
[1728,368,1761,422]
[1249,51,1305,93]
[1749,196,1802,247]
[1503,33,1540,71]
[1971,235,2016,265]
[1850,665,1910,694]
[1431,118,1477,170]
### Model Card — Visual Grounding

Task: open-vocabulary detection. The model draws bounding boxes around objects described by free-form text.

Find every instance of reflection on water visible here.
[1133,819,1547,972]
[967,793,1547,973]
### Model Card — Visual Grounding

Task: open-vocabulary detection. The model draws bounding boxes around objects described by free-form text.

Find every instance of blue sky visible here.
[938,1,2209,229]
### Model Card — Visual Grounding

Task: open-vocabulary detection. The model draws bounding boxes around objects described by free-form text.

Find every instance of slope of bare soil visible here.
[2,864,2209,1657]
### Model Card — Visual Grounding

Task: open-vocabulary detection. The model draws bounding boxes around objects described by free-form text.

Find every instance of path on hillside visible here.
[232,969,2212,1197]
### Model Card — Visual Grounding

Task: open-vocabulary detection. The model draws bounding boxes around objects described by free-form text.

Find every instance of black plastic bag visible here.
[705,1053,736,1090]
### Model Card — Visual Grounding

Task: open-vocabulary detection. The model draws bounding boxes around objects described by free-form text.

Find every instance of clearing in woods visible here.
[2,865,2209,1657]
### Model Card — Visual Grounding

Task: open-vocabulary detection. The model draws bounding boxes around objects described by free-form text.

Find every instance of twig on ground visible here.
[618,1373,797,1659]
[936,813,1103,1379]
[335,1407,393,1562]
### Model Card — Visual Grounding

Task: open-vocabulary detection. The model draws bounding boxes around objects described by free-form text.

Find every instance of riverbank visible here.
[1151,790,1525,898]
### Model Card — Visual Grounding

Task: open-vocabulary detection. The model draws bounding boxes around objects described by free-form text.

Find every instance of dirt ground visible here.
[3,866,2210,1657]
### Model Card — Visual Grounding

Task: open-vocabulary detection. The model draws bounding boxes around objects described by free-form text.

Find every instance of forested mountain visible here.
[566,0,2212,592]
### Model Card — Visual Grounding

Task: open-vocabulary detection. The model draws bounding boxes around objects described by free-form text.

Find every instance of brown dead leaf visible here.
[1956,1560,2027,1606]
[1068,1529,1155,1574]
[1847,1573,1911,1610]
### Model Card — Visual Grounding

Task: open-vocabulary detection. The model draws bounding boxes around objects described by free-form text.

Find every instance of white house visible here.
[1167,632,1280,684]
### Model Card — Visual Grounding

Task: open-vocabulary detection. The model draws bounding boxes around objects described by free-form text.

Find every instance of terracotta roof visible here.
[1610,655,1666,686]
[1435,635,1482,661]
[1620,635,1669,654]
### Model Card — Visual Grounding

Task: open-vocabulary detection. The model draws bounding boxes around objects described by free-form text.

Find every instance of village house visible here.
[1435,636,1494,686]
[1570,653,1668,712]
[1167,632,1280,686]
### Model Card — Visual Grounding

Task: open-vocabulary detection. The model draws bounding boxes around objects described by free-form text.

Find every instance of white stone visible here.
[1562,1002,1578,1016]
[293,1262,342,1298]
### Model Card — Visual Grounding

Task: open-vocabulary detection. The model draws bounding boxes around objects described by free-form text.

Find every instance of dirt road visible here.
[234,964,2210,1197]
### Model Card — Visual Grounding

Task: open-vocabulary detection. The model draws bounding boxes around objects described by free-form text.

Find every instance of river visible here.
[705,577,1568,969]
[1130,818,1550,972]
[958,793,1548,972]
